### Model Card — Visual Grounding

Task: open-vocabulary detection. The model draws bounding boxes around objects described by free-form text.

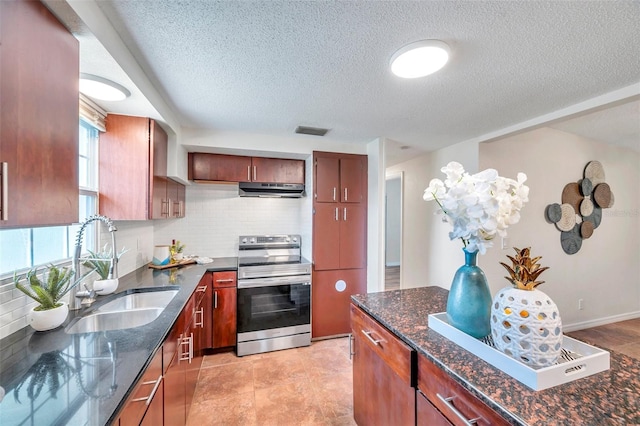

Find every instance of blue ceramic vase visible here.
[446,248,491,338]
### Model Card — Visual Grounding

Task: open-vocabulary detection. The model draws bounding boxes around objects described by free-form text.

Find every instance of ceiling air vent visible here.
[295,126,329,136]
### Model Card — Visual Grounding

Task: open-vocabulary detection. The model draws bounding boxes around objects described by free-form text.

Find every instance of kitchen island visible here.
[351,286,640,425]
[0,258,237,426]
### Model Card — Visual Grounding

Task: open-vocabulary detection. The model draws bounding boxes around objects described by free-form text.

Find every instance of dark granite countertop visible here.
[352,286,640,426]
[0,257,237,426]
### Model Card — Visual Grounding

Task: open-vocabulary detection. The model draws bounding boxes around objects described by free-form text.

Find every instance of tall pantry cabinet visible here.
[312,151,367,338]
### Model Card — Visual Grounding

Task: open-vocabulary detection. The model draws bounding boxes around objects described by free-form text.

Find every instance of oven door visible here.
[237,274,311,335]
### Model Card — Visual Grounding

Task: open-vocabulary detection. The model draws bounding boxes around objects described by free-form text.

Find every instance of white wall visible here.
[367,138,385,293]
[385,176,402,266]
[479,127,640,330]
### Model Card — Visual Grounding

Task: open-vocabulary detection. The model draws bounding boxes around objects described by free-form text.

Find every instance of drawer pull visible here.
[1,162,7,221]
[349,333,355,359]
[332,187,336,201]
[436,393,481,425]
[216,279,234,283]
[362,330,382,346]
[131,375,163,405]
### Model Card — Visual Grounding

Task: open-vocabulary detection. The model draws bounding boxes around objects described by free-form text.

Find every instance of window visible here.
[0,119,99,277]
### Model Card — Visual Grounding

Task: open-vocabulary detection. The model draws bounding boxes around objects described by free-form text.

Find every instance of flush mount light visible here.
[390,40,450,79]
[79,73,131,101]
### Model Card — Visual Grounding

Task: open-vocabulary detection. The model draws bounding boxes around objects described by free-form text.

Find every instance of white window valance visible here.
[79,94,107,132]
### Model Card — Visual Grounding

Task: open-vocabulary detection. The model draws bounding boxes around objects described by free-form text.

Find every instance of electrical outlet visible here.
[578,299,584,310]
[501,237,509,250]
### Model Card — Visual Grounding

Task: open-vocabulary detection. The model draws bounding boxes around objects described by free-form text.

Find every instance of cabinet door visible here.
[212,271,237,288]
[340,157,365,203]
[314,156,340,202]
[167,178,186,218]
[0,0,78,228]
[150,120,169,219]
[198,273,213,349]
[339,204,367,269]
[313,203,341,270]
[119,349,163,426]
[251,157,305,184]
[351,304,415,426]
[213,286,237,348]
[189,153,252,182]
[312,269,366,337]
[164,349,186,426]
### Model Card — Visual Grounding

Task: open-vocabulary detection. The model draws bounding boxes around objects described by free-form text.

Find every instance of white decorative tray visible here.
[428,312,610,391]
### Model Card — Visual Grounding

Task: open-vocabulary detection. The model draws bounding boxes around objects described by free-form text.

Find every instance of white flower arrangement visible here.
[423,162,530,254]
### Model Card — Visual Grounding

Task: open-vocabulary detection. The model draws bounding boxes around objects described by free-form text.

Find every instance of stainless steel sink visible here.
[65,288,179,334]
[65,308,164,334]
[96,289,179,312]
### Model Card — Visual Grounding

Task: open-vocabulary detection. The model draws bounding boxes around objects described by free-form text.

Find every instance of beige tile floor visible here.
[187,337,356,426]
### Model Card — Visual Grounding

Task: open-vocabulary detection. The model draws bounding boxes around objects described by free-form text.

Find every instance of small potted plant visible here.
[82,246,127,295]
[14,265,82,331]
[170,240,185,262]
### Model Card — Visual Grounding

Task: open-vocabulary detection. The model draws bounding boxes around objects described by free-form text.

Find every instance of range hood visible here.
[238,182,305,198]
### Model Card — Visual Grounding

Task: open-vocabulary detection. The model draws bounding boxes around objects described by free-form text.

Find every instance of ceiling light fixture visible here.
[79,73,131,101]
[390,40,450,79]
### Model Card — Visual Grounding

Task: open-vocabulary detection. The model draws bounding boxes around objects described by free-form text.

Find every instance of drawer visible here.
[212,271,237,288]
[417,389,452,426]
[417,354,509,426]
[118,348,163,426]
[350,304,413,384]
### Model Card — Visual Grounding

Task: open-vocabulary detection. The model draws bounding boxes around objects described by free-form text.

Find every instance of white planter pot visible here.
[491,287,563,368]
[173,252,184,262]
[94,278,118,295]
[28,303,69,332]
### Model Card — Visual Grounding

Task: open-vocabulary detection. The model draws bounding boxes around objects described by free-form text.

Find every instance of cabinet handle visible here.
[197,285,207,292]
[179,201,184,217]
[214,290,218,309]
[362,330,382,346]
[436,393,481,426]
[179,333,193,363]
[334,207,339,221]
[216,278,234,283]
[343,207,347,221]
[195,307,204,327]
[131,375,163,405]
[332,187,336,201]
[161,199,170,217]
[1,162,7,221]
[344,187,348,201]
[349,333,355,360]
[253,165,257,181]
[247,165,251,181]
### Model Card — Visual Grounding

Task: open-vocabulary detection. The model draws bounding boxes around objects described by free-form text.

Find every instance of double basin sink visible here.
[65,288,179,334]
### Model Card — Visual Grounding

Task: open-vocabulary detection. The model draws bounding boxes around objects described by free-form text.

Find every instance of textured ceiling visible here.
[51,1,640,156]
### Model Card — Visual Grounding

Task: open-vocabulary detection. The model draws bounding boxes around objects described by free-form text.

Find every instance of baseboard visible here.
[563,310,640,332]
[385,262,400,267]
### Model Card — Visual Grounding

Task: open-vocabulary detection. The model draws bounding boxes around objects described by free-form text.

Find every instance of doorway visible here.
[385,173,402,290]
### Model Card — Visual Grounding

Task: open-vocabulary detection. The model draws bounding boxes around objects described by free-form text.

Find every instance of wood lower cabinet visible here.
[314,269,366,337]
[99,115,180,220]
[118,348,164,426]
[417,354,509,426]
[164,340,186,426]
[188,152,304,184]
[212,271,237,349]
[351,304,415,426]
[0,0,79,228]
[314,203,366,270]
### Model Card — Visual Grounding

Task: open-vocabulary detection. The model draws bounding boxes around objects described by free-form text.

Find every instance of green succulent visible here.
[14,265,79,311]
[82,245,127,279]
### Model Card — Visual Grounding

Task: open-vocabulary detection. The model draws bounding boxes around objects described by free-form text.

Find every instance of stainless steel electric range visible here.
[236,234,312,356]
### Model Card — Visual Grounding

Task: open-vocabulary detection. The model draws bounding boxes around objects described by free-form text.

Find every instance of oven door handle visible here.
[238,275,312,289]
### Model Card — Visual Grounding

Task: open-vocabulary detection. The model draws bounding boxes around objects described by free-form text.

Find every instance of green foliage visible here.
[82,245,127,279]
[171,240,185,254]
[14,265,79,311]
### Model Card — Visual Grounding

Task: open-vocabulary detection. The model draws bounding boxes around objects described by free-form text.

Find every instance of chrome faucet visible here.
[70,215,118,310]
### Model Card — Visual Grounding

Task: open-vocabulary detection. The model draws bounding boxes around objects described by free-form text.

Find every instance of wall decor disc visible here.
[578,178,593,196]
[556,203,577,232]
[545,203,562,223]
[581,220,595,239]
[593,183,612,208]
[608,191,615,208]
[579,198,594,217]
[561,224,582,255]
[561,182,582,212]
[584,161,605,185]
[583,206,603,229]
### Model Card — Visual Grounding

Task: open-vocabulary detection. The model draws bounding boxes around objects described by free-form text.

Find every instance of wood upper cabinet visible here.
[0,0,79,228]
[188,153,304,184]
[189,153,251,182]
[168,178,186,218]
[313,203,366,270]
[212,271,237,349]
[351,304,415,426]
[314,152,366,203]
[100,115,181,220]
